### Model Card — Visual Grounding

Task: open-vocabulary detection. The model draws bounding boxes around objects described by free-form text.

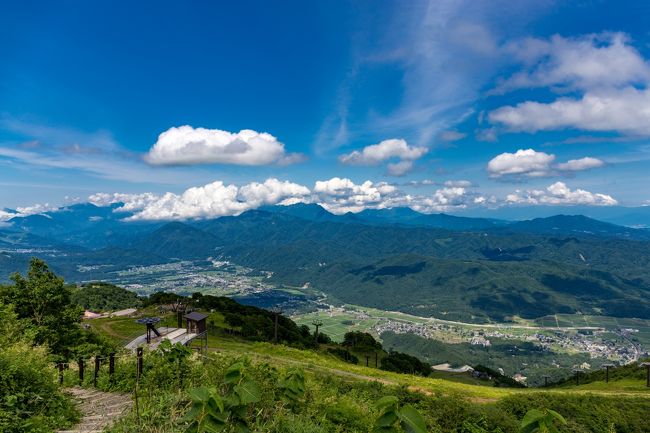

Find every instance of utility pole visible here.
[573,369,581,386]
[641,362,650,388]
[270,307,283,344]
[602,363,614,383]
[312,319,323,342]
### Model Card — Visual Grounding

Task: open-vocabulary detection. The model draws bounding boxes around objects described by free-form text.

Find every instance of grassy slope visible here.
[87,311,650,403]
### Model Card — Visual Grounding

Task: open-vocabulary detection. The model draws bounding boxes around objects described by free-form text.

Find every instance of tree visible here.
[343,331,382,351]
[380,351,430,376]
[1,258,83,358]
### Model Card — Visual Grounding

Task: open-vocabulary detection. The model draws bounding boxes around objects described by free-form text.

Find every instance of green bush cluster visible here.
[71,282,141,312]
[74,347,650,433]
[0,258,117,432]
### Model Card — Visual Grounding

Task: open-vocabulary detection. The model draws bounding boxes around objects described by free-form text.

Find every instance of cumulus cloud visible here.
[489,32,650,137]
[0,203,59,222]
[506,182,617,206]
[312,177,487,214]
[144,126,304,166]
[555,157,605,172]
[91,179,310,221]
[488,149,556,178]
[313,177,399,213]
[494,32,650,93]
[489,87,650,136]
[83,175,619,222]
[0,210,16,222]
[487,149,605,179]
[88,192,160,212]
[338,139,427,176]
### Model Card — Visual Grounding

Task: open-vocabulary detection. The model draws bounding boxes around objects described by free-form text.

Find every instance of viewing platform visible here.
[125,312,209,352]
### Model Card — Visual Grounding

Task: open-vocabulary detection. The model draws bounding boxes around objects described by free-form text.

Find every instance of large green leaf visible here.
[189,387,213,403]
[374,411,399,427]
[375,395,399,411]
[521,409,546,429]
[234,379,261,404]
[179,404,203,423]
[206,395,225,415]
[224,363,244,384]
[398,405,427,433]
[545,409,567,425]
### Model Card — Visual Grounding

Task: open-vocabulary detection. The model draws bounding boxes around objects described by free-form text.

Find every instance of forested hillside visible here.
[3,204,650,322]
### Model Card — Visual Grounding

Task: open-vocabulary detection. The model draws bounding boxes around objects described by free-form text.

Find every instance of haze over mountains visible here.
[2,202,650,323]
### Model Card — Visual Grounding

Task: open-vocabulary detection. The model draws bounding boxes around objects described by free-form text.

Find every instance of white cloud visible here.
[489,87,650,136]
[339,139,427,176]
[88,192,160,212]
[444,180,473,188]
[489,32,650,137]
[439,130,467,142]
[0,120,209,185]
[488,149,555,178]
[91,179,310,221]
[313,178,486,214]
[339,139,427,165]
[144,126,304,166]
[555,157,605,172]
[312,177,399,213]
[405,179,436,188]
[506,182,617,206]
[0,210,17,222]
[488,149,606,179]
[82,175,619,222]
[475,127,498,142]
[386,160,414,177]
[494,32,650,93]
[0,203,59,222]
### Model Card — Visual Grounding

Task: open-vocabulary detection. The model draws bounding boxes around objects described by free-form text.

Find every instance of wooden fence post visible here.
[109,353,115,382]
[137,347,143,378]
[94,356,101,387]
[78,358,84,384]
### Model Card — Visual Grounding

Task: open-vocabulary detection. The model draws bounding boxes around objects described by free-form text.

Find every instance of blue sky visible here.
[2,0,650,220]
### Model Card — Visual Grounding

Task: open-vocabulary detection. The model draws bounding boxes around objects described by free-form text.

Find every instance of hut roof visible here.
[184,311,209,322]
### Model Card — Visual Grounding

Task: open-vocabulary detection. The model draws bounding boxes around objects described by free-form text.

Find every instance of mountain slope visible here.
[494,215,650,240]
[131,222,223,259]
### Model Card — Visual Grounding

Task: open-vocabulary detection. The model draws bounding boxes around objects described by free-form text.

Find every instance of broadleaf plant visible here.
[182,362,261,433]
[277,368,306,408]
[373,395,427,433]
[520,408,567,433]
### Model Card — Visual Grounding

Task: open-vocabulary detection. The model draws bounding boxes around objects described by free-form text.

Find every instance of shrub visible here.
[0,342,79,433]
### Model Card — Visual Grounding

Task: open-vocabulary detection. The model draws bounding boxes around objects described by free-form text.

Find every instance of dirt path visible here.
[57,387,132,433]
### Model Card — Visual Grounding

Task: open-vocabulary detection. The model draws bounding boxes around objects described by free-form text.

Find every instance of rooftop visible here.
[184,311,209,321]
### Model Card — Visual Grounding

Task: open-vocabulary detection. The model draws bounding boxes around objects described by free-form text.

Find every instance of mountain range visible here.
[1,202,650,322]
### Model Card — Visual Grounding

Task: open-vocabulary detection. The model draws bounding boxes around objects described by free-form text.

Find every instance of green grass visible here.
[89,313,650,403]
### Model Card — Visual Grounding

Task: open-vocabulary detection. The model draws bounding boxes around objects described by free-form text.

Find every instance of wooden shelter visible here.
[184,311,208,334]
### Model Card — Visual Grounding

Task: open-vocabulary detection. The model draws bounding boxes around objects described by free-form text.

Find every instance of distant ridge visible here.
[494,214,650,240]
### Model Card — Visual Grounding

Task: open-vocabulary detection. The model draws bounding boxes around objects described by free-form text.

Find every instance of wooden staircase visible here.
[57,387,132,433]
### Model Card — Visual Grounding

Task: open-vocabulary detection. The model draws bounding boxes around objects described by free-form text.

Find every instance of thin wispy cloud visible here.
[0,119,211,185]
